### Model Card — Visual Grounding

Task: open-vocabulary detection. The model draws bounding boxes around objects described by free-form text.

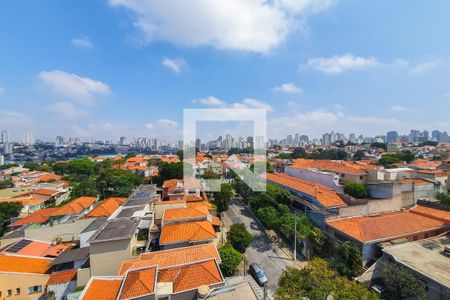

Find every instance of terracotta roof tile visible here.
[118,244,220,275]
[291,158,370,175]
[157,259,223,293]
[82,278,122,300]
[85,197,126,218]
[327,208,449,242]
[410,205,450,223]
[47,269,77,285]
[0,239,69,257]
[266,173,347,208]
[160,221,216,245]
[119,267,156,299]
[0,254,52,274]
[163,206,208,221]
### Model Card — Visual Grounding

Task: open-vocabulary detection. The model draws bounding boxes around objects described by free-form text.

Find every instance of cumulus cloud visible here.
[304,53,380,74]
[71,36,93,49]
[273,82,302,93]
[47,102,89,118]
[108,0,333,53]
[192,96,226,107]
[390,105,416,112]
[410,61,438,75]
[162,57,186,73]
[157,118,179,127]
[231,98,273,111]
[38,70,111,102]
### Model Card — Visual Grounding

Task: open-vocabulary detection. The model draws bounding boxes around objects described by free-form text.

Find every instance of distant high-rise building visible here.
[386,131,398,143]
[56,136,64,146]
[322,133,331,147]
[22,130,34,146]
[119,136,127,146]
[0,154,4,166]
[432,130,449,143]
[409,130,420,143]
[349,133,357,143]
[1,130,8,144]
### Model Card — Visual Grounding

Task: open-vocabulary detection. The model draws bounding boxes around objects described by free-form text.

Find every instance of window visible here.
[7,289,12,297]
[360,176,364,180]
[28,286,42,294]
[15,288,20,295]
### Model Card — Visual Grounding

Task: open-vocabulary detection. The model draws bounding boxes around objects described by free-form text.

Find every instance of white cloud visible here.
[333,104,344,110]
[47,102,89,118]
[410,61,438,75]
[145,123,154,130]
[157,118,179,127]
[231,98,273,111]
[71,36,93,49]
[38,70,111,102]
[0,86,4,95]
[305,53,380,74]
[193,96,227,107]
[273,82,302,93]
[162,57,186,73]
[108,0,333,53]
[287,100,300,110]
[390,105,415,112]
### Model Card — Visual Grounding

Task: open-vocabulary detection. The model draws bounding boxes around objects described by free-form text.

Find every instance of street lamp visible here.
[294,216,297,261]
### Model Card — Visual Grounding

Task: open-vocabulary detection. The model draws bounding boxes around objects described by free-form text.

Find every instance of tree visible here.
[353,150,366,161]
[250,161,273,173]
[329,241,363,278]
[371,142,387,150]
[276,258,378,300]
[344,183,368,199]
[382,262,426,300]
[227,223,253,253]
[266,183,293,206]
[291,147,307,159]
[435,192,450,205]
[176,150,184,161]
[379,155,402,167]
[257,206,280,229]
[219,244,241,277]
[214,183,233,212]
[0,179,14,189]
[0,202,23,235]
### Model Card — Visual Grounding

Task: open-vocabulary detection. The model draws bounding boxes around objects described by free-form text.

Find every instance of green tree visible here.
[227,223,253,253]
[379,155,402,167]
[266,183,293,206]
[382,262,426,300]
[0,179,14,189]
[276,258,378,300]
[353,150,366,161]
[250,161,274,173]
[218,244,242,277]
[291,147,307,159]
[0,202,23,235]
[435,192,450,205]
[214,183,233,212]
[329,241,363,278]
[371,142,387,150]
[344,183,368,199]
[257,206,280,229]
[176,150,184,161]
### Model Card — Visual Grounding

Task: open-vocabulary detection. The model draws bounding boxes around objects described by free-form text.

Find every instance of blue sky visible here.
[1,0,450,142]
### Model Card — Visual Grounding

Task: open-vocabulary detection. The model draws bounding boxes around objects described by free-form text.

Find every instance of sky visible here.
[1,0,450,142]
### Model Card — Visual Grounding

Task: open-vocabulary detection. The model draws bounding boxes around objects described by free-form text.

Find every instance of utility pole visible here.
[294,217,297,261]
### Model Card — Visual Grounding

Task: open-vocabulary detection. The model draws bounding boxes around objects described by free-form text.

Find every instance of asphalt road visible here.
[223,198,296,298]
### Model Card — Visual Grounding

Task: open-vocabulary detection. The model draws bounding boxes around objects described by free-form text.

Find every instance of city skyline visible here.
[1,1,450,141]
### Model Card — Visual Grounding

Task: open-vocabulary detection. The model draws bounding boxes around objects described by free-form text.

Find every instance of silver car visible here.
[249,263,267,286]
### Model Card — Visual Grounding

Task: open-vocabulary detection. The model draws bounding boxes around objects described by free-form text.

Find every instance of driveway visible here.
[223,198,298,298]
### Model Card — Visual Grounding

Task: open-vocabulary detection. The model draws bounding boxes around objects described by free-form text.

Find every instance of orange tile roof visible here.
[37,173,61,182]
[0,196,46,206]
[119,267,156,299]
[0,254,52,274]
[160,155,181,163]
[163,179,183,193]
[82,278,122,300]
[410,159,442,169]
[163,206,208,221]
[183,194,204,202]
[85,197,126,218]
[186,202,213,210]
[118,244,220,275]
[399,178,433,186]
[0,239,69,257]
[410,205,450,223]
[47,269,77,285]
[157,259,223,293]
[291,158,370,175]
[155,199,187,205]
[266,173,347,208]
[11,207,59,227]
[326,209,449,242]
[160,221,216,245]
[211,216,222,227]
[31,188,59,196]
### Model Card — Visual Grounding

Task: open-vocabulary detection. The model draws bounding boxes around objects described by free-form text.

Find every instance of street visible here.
[222,198,299,298]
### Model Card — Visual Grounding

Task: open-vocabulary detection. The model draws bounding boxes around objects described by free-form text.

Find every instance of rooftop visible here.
[160,221,216,245]
[47,269,77,285]
[0,254,53,274]
[266,172,347,208]
[327,206,450,243]
[383,234,450,287]
[119,266,157,299]
[0,239,69,257]
[118,243,220,275]
[116,205,147,218]
[290,158,372,175]
[85,197,126,218]
[163,206,208,221]
[89,218,140,243]
[51,247,90,266]
[124,184,158,207]
[81,277,123,300]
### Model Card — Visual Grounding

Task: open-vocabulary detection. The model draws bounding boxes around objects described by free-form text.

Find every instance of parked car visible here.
[249,263,267,286]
